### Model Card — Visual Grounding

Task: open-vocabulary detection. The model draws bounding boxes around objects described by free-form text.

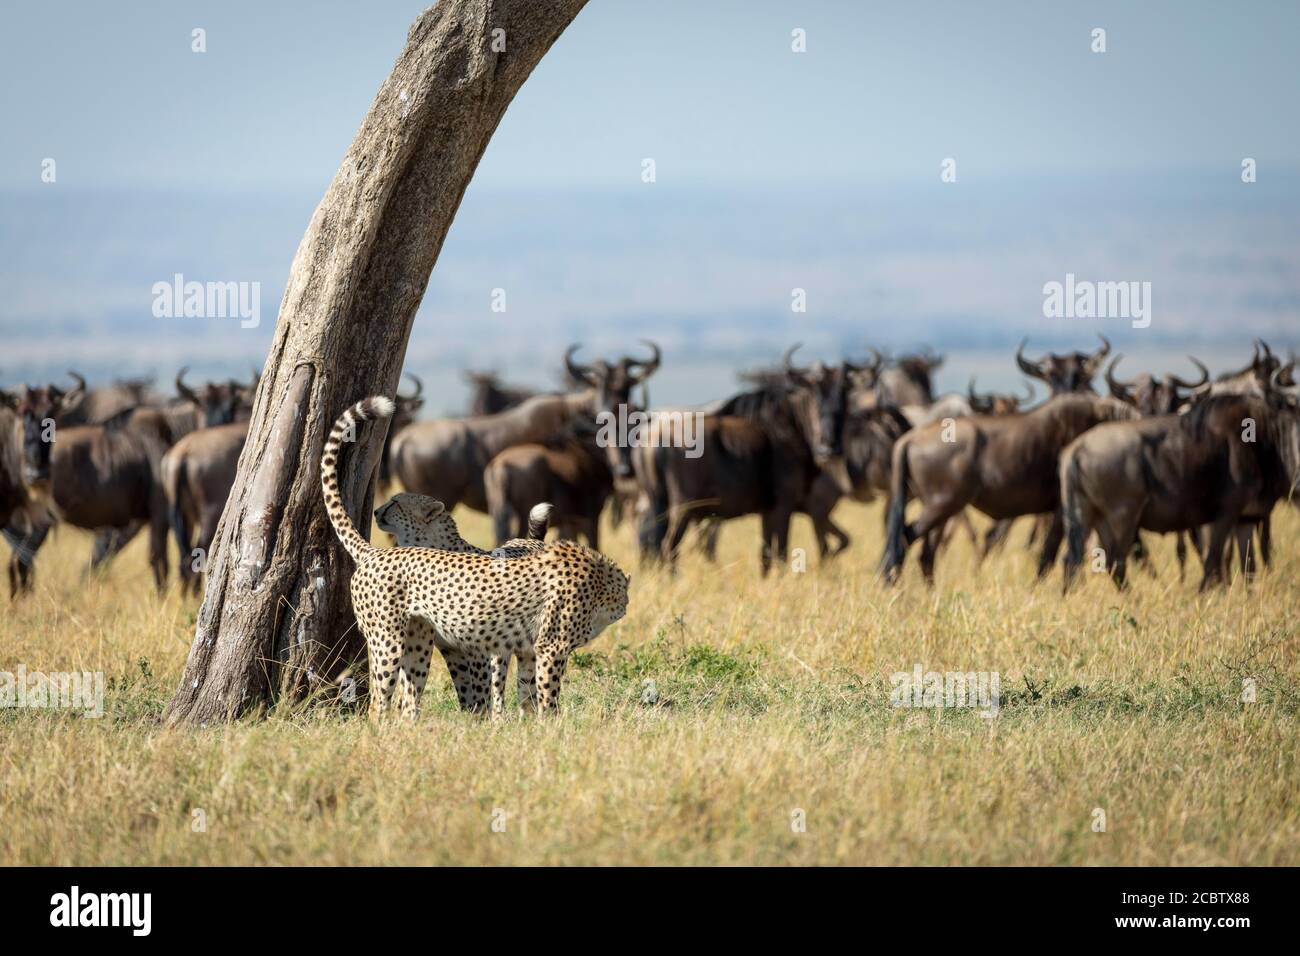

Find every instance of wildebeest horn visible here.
[1085,334,1112,374]
[400,373,423,400]
[866,347,885,377]
[1016,338,1046,381]
[967,376,991,413]
[1270,363,1298,397]
[629,340,661,383]
[175,367,199,404]
[66,370,87,395]
[784,343,814,386]
[1104,355,1133,402]
[1019,380,1035,405]
[565,345,597,387]
[1257,339,1274,363]
[1168,357,1209,392]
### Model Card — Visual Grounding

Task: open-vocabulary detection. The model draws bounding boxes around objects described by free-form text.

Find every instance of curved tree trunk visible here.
[165,0,588,725]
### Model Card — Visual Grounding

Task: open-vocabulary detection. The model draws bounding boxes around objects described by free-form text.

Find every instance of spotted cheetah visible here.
[323,397,630,720]
[373,493,553,707]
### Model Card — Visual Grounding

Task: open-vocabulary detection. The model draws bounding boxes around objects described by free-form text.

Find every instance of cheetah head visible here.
[589,561,631,639]
[374,492,461,548]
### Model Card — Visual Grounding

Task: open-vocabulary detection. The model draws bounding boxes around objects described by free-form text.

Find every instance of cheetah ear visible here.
[422,500,446,520]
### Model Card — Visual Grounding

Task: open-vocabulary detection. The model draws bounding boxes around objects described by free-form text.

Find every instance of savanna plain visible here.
[2,503,1296,866]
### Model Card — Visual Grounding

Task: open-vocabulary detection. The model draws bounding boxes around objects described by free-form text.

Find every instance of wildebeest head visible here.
[968,377,1035,415]
[784,344,864,464]
[395,373,425,428]
[1216,339,1283,389]
[566,341,661,479]
[175,367,257,427]
[2,373,85,484]
[1106,355,1209,415]
[1016,335,1111,394]
[464,369,532,416]
[885,349,943,405]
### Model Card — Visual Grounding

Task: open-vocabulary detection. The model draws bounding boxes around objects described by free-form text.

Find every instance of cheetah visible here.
[323,397,630,720]
[373,493,553,707]
[374,492,552,557]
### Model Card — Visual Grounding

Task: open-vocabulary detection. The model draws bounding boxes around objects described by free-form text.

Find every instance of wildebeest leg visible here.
[699,520,719,561]
[90,522,142,572]
[759,512,777,576]
[1199,517,1236,591]
[1034,512,1066,580]
[584,513,599,551]
[978,518,1013,565]
[824,518,850,558]
[1174,531,1187,582]
[1132,533,1157,578]
[919,527,943,583]
[6,522,51,597]
[759,507,794,576]
[662,507,693,569]
[1259,515,1272,568]
[1233,524,1256,583]
[149,499,170,592]
[898,501,962,581]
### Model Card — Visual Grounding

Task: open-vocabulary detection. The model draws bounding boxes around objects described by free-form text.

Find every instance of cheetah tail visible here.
[321,396,395,563]
[527,502,554,541]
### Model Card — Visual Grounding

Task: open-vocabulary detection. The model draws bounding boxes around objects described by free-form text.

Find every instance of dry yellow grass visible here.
[1,503,1297,865]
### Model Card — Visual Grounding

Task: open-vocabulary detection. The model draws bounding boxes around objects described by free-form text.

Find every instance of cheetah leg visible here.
[465,653,490,715]
[516,648,537,714]
[488,653,511,720]
[439,647,483,713]
[533,602,580,713]
[533,641,571,713]
[365,628,403,722]
[395,623,437,721]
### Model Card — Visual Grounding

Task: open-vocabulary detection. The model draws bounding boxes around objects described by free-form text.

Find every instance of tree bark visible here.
[165,0,588,725]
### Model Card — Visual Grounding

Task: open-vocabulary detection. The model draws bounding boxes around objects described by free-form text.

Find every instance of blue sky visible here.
[2,1,1297,408]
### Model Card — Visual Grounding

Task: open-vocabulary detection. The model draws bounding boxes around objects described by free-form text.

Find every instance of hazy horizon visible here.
[3,1,1297,410]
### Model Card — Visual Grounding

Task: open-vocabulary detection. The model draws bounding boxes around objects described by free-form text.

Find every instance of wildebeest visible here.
[1103,354,1211,577]
[1105,355,1209,414]
[879,393,1140,583]
[879,349,943,406]
[376,374,425,494]
[645,350,859,573]
[389,344,660,512]
[0,403,25,530]
[173,367,257,430]
[71,369,254,570]
[484,418,613,548]
[464,370,535,417]
[1208,339,1281,395]
[161,420,249,596]
[6,403,175,593]
[1060,374,1299,591]
[1016,335,1111,394]
[968,378,1036,415]
[55,375,155,427]
[799,400,912,558]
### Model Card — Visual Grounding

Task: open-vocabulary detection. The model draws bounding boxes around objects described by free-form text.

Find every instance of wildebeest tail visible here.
[878,434,911,582]
[322,396,394,563]
[1060,444,1086,588]
[161,452,192,576]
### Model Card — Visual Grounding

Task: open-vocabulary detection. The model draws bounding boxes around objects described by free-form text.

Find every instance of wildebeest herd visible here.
[2,336,1297,599]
